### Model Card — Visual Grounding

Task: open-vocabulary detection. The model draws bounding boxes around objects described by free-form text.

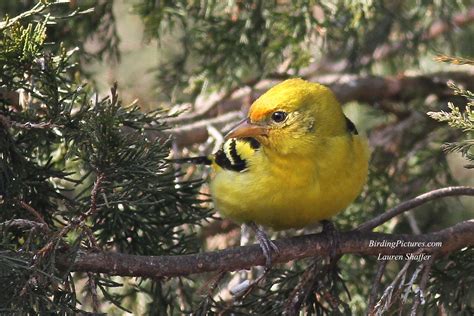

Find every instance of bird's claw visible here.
[249,222,279,269]
[260,236,279,268]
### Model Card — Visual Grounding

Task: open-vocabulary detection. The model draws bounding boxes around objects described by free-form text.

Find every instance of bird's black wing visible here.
[171,137,260,172]
[214,137,260,172]
[344,116,359,135]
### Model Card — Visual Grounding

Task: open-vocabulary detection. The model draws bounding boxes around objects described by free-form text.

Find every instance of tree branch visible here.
[59,220,474,278]
[358,7,474,68]
[304,6,474,74]
[57,186,474,278]
[356,186,474,232]
[168,111,244,147]
[167,71,474,147]
[367,261,387,315]
[0,219,49,232]
[164,74,289,126]
[18,200,48,227]
[163,6,474,130]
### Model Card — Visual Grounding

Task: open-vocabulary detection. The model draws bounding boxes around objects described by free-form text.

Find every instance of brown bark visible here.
[357,186,474,231]
[53,186,474,278]
[59,220,473,278]
[167,71,474,147]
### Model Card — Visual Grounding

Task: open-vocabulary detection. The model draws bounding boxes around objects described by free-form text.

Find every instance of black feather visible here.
[228,139,247,171]
[214,139,248,172]
[173,138,258,172]
[242,137,261,149]
[345,116,358,135]
[170,156,212,165]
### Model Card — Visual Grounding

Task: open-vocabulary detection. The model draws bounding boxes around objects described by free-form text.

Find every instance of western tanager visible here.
[180,78,369,266]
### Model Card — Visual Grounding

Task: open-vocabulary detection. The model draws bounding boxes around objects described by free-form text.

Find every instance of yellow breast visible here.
[210,134,369,230]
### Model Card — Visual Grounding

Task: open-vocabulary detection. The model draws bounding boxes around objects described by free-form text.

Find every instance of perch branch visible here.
[60,220,474,278]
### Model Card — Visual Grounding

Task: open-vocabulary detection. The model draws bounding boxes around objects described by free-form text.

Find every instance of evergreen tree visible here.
[0,1,473,314]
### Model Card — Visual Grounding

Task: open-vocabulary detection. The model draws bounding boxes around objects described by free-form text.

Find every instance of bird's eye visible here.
[271,111,287,123]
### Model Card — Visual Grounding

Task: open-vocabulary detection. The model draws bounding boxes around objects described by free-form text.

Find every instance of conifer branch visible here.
[357,7,474,68]
[367,261,387,315]
[0,219,49,232]
[168,71,474,147]
[60,219,473,278]
[356,186,474,232]
[57,186,474,278]
[17,201,48,227]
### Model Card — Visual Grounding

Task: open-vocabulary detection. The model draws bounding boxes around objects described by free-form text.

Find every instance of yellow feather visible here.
[209,78,370,230]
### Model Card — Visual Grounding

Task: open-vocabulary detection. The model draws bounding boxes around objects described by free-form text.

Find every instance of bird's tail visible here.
[169,156,213,165]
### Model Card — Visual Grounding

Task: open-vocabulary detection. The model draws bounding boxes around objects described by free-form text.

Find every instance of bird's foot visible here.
[248,222,279,270]
[231,223,277,298]
[321,220,341,265]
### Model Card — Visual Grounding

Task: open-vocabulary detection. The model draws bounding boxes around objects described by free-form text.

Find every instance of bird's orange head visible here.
[226,78,348,155]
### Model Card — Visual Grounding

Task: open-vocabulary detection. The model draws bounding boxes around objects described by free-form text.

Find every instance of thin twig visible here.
[0,1,94,30]
[0,219,49,232]
[372,258,414,314]
[0,113,64,129]
[18,201,48,227]
[0,2,45,30]
[410,257,435,316]
[86,272,100,313]
[284,258,323,315]
[367,261,387,315]
[195,271,226,315]
[356,186,474,232]
[81,173,105,220]
[38,173,105,257]
[83,226,100,250]
[11,120,63,129]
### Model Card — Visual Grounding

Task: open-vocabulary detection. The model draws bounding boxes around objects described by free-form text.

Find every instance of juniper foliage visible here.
[0,1,473,315]
[0,2,210,313]
[428,73,474,169]
[133,0,472,102]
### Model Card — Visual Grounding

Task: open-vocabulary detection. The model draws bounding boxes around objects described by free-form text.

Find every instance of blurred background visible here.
[1,0,473,314]
[33,1,474,182]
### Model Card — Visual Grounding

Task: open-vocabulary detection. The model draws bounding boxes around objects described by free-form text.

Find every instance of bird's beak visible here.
[225,120,268,140]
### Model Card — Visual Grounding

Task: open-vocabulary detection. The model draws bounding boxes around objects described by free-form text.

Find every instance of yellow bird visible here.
[179,78,369,265]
